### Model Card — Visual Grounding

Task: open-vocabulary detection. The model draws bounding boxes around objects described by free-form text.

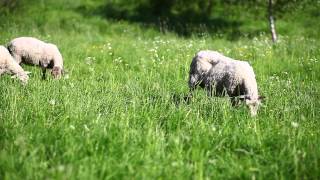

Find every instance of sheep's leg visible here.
[188,86,195,96]
[185,74,199,102]
[205,85,213,97]
[207,89,213,97]
[42,67,47,80]
[230,97,241,107]
[183,90,193,103]
[39,61,48,80]
[230,85,245,107]
[183,85,195,103]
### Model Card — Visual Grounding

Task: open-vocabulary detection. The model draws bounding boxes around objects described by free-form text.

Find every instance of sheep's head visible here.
[51,66,63,79]
[12,71,30,85]
[240,95,265,117]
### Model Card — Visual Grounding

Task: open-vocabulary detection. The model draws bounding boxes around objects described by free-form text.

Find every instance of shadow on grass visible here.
[76,3,245,40]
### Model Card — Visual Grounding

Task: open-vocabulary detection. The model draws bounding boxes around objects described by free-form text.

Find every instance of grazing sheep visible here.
[188,50,264,116]
[0,45,29,84]
[7,37,64,79]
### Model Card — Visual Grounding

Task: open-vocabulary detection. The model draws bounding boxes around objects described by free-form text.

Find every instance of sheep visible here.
[188,50,264,116]
[7,37,64,79]
[0,45,29,84]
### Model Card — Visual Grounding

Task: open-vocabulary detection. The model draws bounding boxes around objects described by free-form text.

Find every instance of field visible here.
[0,0,320,179]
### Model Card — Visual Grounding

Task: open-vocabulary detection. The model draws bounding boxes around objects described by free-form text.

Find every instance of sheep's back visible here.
[9,37,54,64]
[0,45,12,64]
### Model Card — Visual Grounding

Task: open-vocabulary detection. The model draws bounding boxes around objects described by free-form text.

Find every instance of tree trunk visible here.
[206,0,213,15]
[268,0,277,43]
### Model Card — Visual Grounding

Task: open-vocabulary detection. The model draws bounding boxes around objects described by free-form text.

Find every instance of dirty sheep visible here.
[188,50,264,116]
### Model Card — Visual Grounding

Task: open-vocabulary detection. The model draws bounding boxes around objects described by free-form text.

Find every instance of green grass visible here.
[0,0,320,179]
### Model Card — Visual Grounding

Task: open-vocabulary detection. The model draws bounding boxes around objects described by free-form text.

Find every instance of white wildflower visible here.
[57,165,65,172]
[291,121,299,128]
[49,99,56,105]
[64,74,70,79]
[85,57,95,65]
[84,124,90,131]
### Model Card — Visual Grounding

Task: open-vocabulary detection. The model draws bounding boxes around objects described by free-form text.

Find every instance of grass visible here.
[0,0,320,179]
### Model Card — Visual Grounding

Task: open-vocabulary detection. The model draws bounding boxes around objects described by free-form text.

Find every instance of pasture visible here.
[0,0,319,179]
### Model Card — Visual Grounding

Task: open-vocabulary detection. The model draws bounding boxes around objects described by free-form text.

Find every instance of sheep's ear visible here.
[238,95,247,100]
[258,95,265,100]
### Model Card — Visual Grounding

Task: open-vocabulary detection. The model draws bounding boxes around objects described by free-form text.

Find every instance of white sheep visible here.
[188,50,264,116]
[0,45,29,84]
[7,37,64,79]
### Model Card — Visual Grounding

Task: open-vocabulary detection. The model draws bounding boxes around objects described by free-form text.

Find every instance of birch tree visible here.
[268,0,277,43]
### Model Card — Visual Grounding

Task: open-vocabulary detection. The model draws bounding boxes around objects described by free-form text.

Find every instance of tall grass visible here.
[0,0,319,179]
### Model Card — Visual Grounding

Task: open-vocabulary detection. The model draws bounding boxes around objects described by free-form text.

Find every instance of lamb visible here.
[0,45,29,84]
[7,37,64,79]
[188,50,264,116]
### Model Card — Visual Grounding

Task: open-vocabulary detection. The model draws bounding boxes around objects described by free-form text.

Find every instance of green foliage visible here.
[0,0,19,14]
[86,0,320,38]
[0,0,320,179]
[100,0,318,18]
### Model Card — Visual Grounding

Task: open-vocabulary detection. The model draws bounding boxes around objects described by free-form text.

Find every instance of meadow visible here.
[0,0,319,179]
